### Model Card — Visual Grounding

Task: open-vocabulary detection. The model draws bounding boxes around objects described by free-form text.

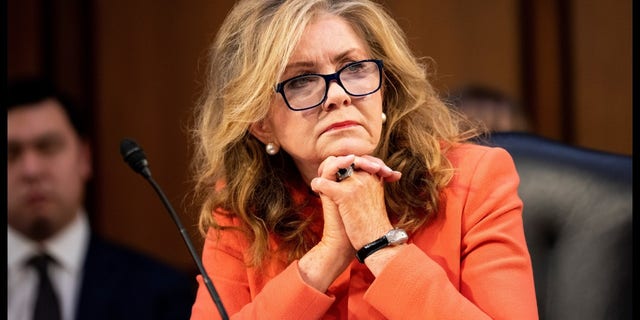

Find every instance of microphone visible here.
[120,139,151,178]
[119,138,229,320]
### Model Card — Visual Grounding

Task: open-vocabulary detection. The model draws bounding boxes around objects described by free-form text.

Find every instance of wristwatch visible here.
[356,228,408,263]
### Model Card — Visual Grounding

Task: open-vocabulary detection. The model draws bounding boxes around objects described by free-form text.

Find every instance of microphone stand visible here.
[120,138,229,320]
[144,175,229,320]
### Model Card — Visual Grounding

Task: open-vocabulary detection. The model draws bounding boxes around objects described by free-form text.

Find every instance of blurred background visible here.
[7,0,632,275]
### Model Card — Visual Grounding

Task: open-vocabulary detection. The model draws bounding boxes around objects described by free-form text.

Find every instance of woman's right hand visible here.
[298,155,356,292]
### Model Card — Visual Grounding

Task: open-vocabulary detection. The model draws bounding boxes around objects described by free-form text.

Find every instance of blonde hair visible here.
[192,0,480,266]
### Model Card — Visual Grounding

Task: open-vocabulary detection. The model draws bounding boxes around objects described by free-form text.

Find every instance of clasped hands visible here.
[310,154,402,263]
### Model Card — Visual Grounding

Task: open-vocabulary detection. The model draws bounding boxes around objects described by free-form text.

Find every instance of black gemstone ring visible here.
[336,163,355,182]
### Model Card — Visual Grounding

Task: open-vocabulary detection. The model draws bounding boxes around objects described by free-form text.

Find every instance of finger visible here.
[311,175,352,196]
[357,155,402,182]
[317,154,356,179]
[316,155,337,178]
[310,176,329,194]
[379,170,402,182]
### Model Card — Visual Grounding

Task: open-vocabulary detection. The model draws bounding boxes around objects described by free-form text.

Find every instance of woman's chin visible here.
[323,140,376,157]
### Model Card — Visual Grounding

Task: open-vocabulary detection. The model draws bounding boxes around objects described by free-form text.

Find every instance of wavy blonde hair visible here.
[191,0,480,266]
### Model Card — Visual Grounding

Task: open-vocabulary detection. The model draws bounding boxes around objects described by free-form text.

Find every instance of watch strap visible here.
[355,235,390,263]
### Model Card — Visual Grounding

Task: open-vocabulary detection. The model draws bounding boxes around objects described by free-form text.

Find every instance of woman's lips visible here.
[322,121,359,134]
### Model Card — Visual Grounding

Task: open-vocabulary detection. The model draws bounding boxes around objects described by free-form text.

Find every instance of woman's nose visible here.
[322,80,351,111]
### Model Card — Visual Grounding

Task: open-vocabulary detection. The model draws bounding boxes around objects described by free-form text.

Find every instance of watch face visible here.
[387,229,408,244]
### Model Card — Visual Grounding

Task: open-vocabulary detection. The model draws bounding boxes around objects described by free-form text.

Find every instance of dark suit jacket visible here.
[74,234,195,320]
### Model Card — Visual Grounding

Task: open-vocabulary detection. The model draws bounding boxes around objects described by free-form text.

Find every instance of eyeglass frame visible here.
[274,59,384,111]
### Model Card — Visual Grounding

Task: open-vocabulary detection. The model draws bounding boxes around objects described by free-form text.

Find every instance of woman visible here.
[190,0,538,319]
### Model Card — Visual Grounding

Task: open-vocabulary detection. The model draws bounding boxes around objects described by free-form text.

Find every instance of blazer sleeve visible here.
[363,146,539,319]
[190,217,335,320]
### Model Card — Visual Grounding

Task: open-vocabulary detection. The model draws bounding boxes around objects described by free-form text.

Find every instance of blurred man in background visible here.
[7,78,195,320]
[445,84,532,133]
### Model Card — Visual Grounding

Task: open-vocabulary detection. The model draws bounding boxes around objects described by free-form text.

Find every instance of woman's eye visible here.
[344,61,366,73]
[287,76,320,90]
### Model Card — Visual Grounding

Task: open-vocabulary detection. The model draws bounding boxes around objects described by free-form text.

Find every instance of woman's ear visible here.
[249,120,273,145]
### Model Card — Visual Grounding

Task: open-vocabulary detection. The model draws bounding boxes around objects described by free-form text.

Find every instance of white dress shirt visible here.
[8,210,90,320]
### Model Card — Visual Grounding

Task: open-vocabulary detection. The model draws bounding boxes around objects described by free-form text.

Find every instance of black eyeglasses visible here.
[275,59,383,111]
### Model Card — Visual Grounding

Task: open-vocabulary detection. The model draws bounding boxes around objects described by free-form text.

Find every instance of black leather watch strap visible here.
[355,235,389,263]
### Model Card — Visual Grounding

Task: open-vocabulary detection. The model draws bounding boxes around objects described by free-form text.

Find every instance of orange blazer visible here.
[191,143,539,319]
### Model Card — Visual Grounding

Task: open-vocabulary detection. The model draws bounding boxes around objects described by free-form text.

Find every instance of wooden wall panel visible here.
[570,0,632,155]
[7,0,43,78]
[92,0,236,272]
[521,0,566,140]
[385,1,522,101]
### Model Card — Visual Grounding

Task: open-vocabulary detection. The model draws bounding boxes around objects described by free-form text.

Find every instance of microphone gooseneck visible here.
[119,138,229,320]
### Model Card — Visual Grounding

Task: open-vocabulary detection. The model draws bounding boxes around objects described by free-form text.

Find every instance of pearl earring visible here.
[381,112,387,123]
[265,142,279,155]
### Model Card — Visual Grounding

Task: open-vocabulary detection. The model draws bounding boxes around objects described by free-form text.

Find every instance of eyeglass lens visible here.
[281,60,381,110]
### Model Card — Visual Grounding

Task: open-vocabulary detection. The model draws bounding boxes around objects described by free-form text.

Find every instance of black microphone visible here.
[119,138,229,320]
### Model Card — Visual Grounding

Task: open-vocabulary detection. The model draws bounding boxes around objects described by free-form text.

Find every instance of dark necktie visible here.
[28,253,62,320]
